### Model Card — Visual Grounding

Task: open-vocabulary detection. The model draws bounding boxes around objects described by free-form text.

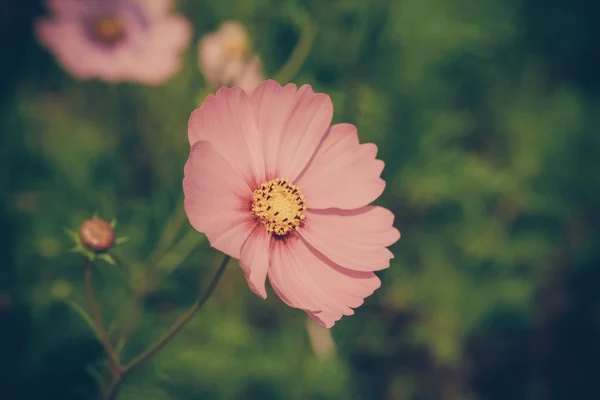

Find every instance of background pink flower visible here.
[183,80,400,328]
[35,0,191,85]
[198,21,264,93]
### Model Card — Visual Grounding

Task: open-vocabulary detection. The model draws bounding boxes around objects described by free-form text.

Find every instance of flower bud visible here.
[79,218,115,252]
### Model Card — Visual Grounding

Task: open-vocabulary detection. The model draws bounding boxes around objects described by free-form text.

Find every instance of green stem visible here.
[113,202,189,344]
[274,15,317,84]
[84,259,123,378]
[147,201,187,266]
[65,299,103,341]
[114,227,203,349]
[104,254,232,400]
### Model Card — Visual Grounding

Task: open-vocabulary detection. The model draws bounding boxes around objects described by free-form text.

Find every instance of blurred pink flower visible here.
[183,80,400,328]
[198,21,264,93]
[35,0,191,84]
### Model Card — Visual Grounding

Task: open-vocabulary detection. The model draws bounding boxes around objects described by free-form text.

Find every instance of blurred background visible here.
[1,0,600,399]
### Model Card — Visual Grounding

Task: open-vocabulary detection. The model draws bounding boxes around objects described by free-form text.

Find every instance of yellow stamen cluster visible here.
[94,16,126,45]
[224,38,248,58]
[221,24,250,58]
[252,178,306,236]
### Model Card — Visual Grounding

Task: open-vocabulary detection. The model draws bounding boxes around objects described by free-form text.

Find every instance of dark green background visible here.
[1,0,600,399]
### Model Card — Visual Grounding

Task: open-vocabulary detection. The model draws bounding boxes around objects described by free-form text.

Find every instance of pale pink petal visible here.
[295,123,386,210]
[307,310,346,329]
[151,16,192,52]
[239,226,271,299]
[198,33,227,86]
[236,55,264,93]
[127,16,191,85]
[135,0,172,18]
[268,235,381,328]
[300,207,400,272]
[188,87,266,187]
[250,80,333,181]
[45,0,85,15]
[206,57,248,90]
[35,19,111,80]
[198,21,252,89]
[183,140,256,258]
[127,51,181,85]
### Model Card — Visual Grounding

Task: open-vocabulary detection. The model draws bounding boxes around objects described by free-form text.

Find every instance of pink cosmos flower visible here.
[183,80,400,328]
[198,21,264,93]
[35,0,191,85]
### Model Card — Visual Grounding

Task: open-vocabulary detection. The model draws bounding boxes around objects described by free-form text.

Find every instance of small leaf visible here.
[64,228,80,242]
[110,218,117,229]
[91,210,100,219]
[97,253,116,265]
[115,236,129,245]
[114,337,126,357]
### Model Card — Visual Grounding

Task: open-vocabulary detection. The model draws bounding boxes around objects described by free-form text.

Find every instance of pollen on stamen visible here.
[251,178,306,236]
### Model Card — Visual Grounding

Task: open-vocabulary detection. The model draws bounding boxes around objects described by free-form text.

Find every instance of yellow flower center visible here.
[223,37,248,58]
[221,24,249,58]
[252,178,306,236]
[94,16,126,45]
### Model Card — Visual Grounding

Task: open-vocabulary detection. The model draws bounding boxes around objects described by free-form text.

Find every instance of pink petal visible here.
[198,33,227,86]
[307,310,347,329]
[250,80,333,181]
[295,123,386,210]
[268,235,381,328]
[236,55,264,93]
[151,16,192,52]
[188,87,266,188]
[135,0,172,18]
[126,51,181,85]
[45,0,86,15]
[239,226,271,299]
[300,207,400,272]
[183,140,256,258]
[127,16,191,85]
[36,18,127,82]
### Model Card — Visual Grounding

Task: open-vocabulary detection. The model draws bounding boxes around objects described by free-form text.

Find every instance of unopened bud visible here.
[79,218,115,252]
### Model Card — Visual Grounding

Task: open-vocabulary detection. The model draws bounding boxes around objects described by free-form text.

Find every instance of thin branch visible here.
[105,254,232,400]
[84,259,123,378]
[274,15,317,84]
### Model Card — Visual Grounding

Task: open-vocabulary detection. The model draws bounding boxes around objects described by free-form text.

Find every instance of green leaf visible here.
[64,228,80,242]
[97,253,116,266]
[115,236,129,245]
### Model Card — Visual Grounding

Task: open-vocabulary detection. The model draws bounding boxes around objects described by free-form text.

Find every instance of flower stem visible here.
[274,13,317,84]
[84,258,123,379]
[113,202,190,347]
[104,254,232,400]
[114,229,203,354]
[147,200,188,266]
